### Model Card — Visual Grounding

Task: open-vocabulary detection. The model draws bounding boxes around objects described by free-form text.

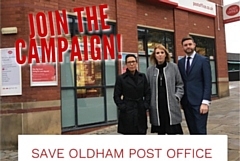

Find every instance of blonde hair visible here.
[150,44,171,65]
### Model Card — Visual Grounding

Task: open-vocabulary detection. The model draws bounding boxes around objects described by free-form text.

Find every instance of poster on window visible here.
[30,46,58,86]
[121,52,138,74]
[0,48,22,96]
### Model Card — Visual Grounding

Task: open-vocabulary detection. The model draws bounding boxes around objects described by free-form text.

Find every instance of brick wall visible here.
[0,0,118,149]
[188,13,215,36]
[174,9,190,58]
[116,0,138,53]
[1,0,60,104]
[0,0,117,102]
[137,1,174,30]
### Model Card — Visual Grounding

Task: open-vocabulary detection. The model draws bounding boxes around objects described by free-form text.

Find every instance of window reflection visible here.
[76,60,102,98]
[77,87,103,98]
[61,15,118,129]
[191,35,217,96]
[196,47,206,56]
[76,60,102,86]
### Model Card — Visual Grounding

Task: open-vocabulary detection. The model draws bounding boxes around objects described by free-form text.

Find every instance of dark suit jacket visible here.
[178,53,212,106]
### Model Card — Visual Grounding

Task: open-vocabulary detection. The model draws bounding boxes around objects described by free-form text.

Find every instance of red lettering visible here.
[99,4,110,30]
[196,149,204,158]
[32,148,39,158]
[184,148,191,158]
[28,39,40,64]
[36,12,48,37]
[165,148,212,159]
[103,34,114,60]
[87,149,95,158]
[48,11,55,37]
[55,10,69,35]
[129,149,136,158]
[29,14,36,39]
[176,148,183,158]
[167,149,175,158]
[146,149,154,158]
[86,6,98,32]
[137,149,146,158]
[57,149,64,158]
[154,148,162,158]
[58,37,68,63]
[90,35,101,60]
[73,7,85,33]
[69,149,78,158]
[32,149,64,158]
[41,38,56,63]
[48,149,56,158]
[117,34,122,59]
[40,149,48,158]
[15,39,27,65]
[105,149,113,158]
[129,148,162,158]
[83,36,89,60]
[70,36,82,61]
[205,148,212,158]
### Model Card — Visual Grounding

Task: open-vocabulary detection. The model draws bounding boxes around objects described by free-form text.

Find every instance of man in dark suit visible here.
[178,36,212,135]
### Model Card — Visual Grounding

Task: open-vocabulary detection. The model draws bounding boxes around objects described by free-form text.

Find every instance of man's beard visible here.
[184,48,194,55]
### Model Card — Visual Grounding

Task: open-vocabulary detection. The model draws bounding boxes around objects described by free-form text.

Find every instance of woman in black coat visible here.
[113,54,151,134]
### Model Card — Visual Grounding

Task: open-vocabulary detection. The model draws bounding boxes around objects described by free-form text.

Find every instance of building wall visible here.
[214,4,230,97]
[0,0,229,149]
[137,1,174,30]
[0,0,117,150]
[116,0,138,53]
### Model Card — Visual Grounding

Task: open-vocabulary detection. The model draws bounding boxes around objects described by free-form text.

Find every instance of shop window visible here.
[61,15,117,130]
[76,60,102,87]
[147,31,165,54]
[191,35,217,95]
[105,60,116,85]
[77,88,105,125]
[61,90,75,128]
[196,47,206,56]
[61,51,74,87]
[137,27,175,73]
[106,87,117,121]
[139,56,147,74]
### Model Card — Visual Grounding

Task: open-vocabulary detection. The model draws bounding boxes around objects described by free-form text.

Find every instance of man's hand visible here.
[200,104,208,114]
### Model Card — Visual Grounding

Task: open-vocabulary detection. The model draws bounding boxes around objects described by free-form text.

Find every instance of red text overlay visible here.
[15,4,122,65]
[18,135,228,161]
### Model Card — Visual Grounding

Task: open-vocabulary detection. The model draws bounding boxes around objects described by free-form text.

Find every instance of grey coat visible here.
[146,62,184,126]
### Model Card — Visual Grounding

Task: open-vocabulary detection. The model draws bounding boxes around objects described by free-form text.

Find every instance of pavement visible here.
[0,81,239,161]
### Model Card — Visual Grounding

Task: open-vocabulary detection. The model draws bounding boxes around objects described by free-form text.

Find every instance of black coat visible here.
[113,70,151,134]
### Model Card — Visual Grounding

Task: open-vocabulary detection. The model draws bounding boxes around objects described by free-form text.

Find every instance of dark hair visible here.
[125,54,137,64]
[150,44,171,64]
[181,36,195,45]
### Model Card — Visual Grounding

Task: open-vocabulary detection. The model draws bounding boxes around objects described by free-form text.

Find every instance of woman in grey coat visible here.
[146,44,184,135]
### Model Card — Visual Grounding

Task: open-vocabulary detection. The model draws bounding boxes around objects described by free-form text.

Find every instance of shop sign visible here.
[30,46,58,86]
[148,0,216,17]
[176,0,216,17]
[223,2,240,24]
[0,48,22,96]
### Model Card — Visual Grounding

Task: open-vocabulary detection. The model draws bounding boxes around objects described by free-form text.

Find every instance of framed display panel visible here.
[0,48,22,96]
[30,46,58,86]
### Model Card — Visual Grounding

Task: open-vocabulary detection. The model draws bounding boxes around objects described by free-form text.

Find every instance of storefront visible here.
[0,0,230,149]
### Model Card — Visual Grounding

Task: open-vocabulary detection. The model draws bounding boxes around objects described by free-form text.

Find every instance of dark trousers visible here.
[183,102,208,135]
